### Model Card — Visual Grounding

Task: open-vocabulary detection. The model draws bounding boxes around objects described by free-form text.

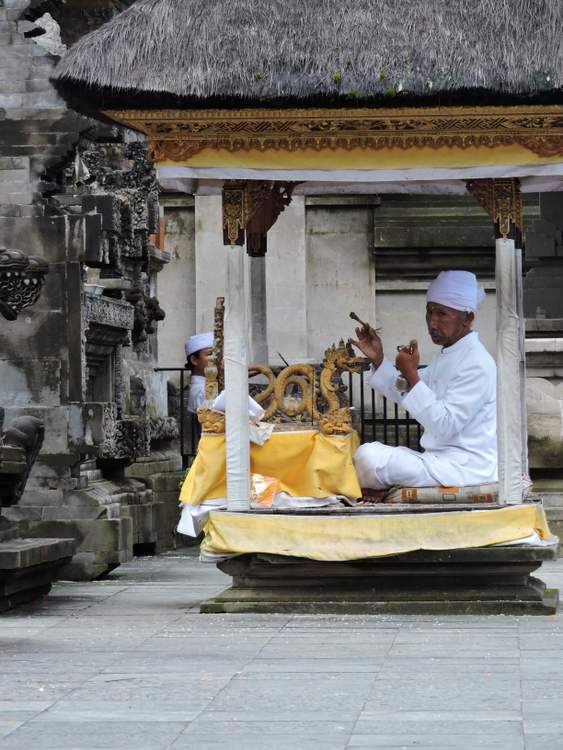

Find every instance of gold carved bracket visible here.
[466,178,523,239]
[222,180,297,251]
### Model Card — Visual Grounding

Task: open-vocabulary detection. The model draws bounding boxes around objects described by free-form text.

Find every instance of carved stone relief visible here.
[0,249,49,321]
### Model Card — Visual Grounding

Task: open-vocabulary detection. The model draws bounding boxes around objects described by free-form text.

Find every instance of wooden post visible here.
[467,179,526,504]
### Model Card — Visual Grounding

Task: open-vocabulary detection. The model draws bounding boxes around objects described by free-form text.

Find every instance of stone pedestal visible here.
[0,537,75,612]
[201,545,559,615]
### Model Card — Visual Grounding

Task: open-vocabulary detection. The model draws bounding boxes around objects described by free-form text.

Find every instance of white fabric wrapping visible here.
[361,332,497,488]
[426,270,486,312]
[185,331,213,358]
[515,246,529,477]
[157,163,563,189]
[177,494,343,537]
[187,374,206,414]
[224,245,250,511]
[496,238,523,504]
[211,391,265,424]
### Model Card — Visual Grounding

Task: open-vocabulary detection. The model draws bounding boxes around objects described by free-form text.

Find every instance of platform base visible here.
[201,546,560,615]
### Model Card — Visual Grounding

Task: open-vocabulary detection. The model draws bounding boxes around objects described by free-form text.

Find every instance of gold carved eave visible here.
[101,105,563,162]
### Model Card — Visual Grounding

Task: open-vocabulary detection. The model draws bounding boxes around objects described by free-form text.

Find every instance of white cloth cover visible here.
[357,331,497,488]
[185,331,213,358]
[224,246,251,511]
[187,375,206,414]
[177,494,343,537]
[495,238,525,504]
[427,270,486,313]
[212,391,265,424]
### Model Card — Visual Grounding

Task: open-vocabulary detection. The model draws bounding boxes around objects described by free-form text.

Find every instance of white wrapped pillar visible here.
[225,244,250,510]
[496,238,524,503]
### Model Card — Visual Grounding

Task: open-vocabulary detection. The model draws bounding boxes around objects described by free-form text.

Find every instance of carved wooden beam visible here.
[108,106,563,161]
[466,178,523,242]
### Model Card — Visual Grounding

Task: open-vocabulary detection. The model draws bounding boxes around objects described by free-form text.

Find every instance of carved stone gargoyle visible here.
[0,410,45,506]
[0,248,49,321]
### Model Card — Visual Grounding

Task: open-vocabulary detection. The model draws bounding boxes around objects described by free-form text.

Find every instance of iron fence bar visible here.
[383,397,388,444]
[359,371,365,443]
[179,368,187,469]
[371,388,376,443]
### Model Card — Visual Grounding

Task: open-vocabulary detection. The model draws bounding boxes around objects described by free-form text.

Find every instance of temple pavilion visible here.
[51,0,563,613]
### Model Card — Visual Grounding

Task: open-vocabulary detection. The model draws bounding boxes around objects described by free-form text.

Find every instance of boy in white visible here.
[185,332,213,414]
[351,270,497,490]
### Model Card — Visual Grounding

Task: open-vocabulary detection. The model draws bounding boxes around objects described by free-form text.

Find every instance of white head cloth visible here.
[185,331,213,358]
[427,270,486,313]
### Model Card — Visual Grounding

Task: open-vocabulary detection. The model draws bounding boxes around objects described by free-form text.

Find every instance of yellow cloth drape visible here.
[201,504,554,561]
[179,431,361,505]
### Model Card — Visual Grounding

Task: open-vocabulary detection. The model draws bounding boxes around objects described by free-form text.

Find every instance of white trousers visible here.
[354,441,437,489]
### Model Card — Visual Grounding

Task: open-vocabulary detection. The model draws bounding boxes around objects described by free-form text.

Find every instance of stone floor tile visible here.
[181,718,354,736]
[524,719,563,734]
[172,736,347,750]
[258,643,391,659]
[354,711,523,741]
[378,657,520,674]
[524,734,563,750]
[347,735,524,749]
[242,658,384,673]
[388,643,520,658]
[0,720,186,749]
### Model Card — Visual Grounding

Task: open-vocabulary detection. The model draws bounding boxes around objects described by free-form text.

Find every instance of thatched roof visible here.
[53,0,563,111]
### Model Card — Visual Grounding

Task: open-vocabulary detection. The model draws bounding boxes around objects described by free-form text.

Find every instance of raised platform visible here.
[0,538,75,613]
[201,544,560,615]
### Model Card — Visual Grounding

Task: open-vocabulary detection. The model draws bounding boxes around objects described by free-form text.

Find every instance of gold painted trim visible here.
[102,105,563,161]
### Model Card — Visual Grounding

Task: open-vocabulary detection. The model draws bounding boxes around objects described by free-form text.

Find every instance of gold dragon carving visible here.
[213,340,365,435]
[196,293,366,435]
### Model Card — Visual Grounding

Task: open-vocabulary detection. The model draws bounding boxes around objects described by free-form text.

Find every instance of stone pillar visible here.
[249,256,268,364]
[266,195,308,363]
[306,196,377,363]
[158,195,196,366]
[195,195,227,333]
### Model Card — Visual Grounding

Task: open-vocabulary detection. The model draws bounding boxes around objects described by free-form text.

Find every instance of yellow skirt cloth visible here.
[201,504,554,562]
[179,430,362,506]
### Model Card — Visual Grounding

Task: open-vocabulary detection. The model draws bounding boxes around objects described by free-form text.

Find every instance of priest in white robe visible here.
[351,270,497,490]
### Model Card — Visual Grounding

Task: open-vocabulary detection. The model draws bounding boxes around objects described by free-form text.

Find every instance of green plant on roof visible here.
[332,70,342,85]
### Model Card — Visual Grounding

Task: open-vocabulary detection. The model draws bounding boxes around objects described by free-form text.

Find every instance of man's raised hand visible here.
[349,325,384,369]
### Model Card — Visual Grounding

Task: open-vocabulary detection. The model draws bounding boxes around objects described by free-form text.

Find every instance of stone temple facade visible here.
[0,0,181,581]
[1,0,563,591]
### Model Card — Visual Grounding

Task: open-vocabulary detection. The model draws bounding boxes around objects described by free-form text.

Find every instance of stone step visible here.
[81,469,103,482]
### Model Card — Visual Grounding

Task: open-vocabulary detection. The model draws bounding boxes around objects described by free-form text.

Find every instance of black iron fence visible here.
[156,366,423,468]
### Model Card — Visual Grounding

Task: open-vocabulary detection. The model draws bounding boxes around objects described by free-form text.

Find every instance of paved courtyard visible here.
[1,549,563,749]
